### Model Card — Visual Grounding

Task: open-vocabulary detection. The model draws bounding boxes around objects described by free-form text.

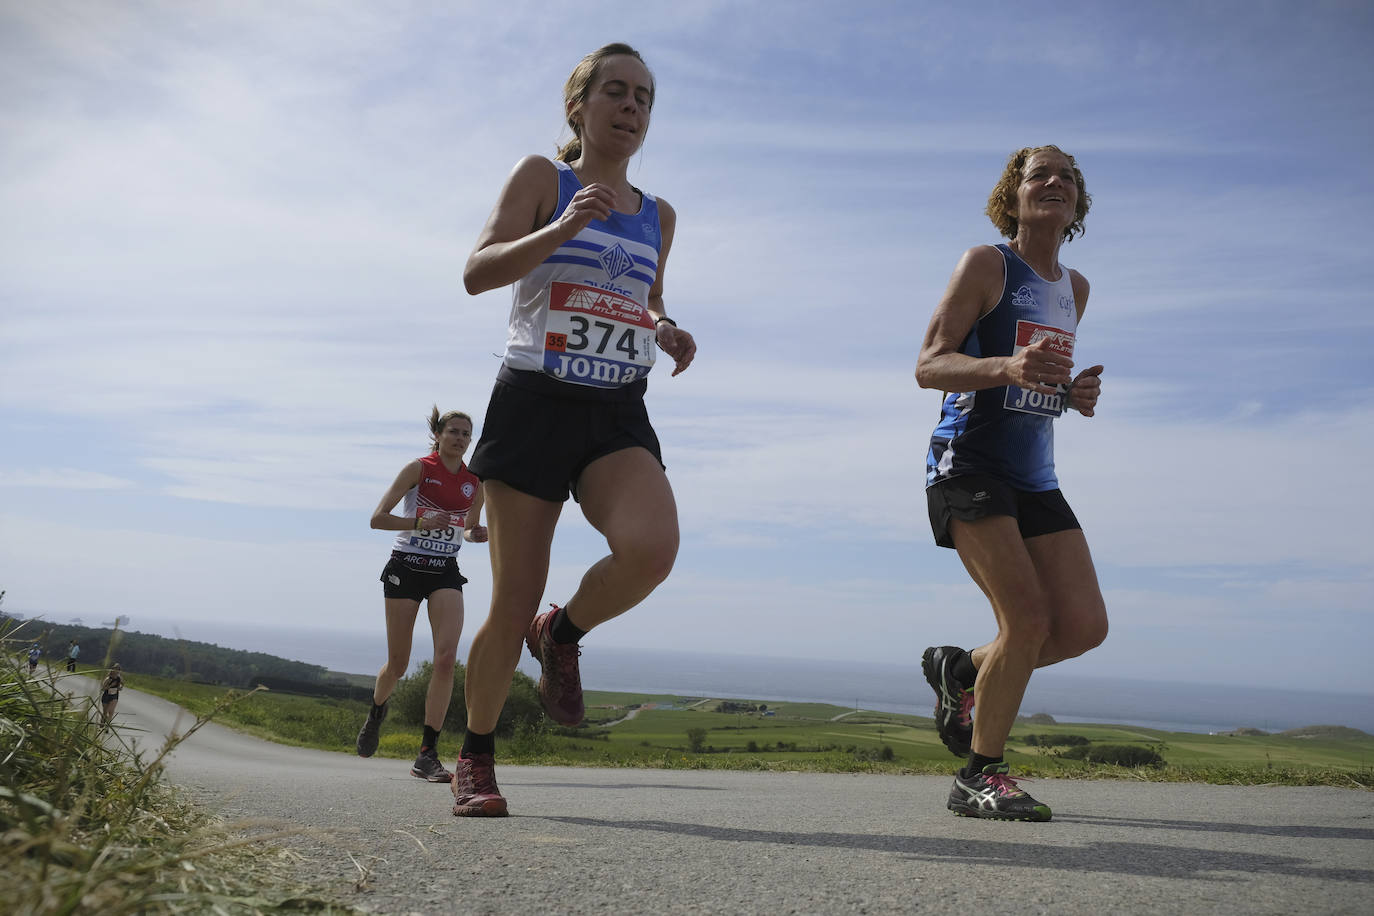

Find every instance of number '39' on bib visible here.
[542,281,657,388]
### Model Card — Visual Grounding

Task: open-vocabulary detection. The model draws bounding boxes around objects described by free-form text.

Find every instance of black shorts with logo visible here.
[380,551,468,601]
[926,473,1080,549]
[468,365,664,503]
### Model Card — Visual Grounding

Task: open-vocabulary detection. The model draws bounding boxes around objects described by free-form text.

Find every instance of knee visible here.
[1076,610,1109,655]
[433,647,458,673]
[618,529,678,584]
[1054,604,1109,660]
[999,608,1053,653]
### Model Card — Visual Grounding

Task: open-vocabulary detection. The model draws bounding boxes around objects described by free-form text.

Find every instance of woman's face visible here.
[437,418,472,457]
[1013,150,1079,233]
[570,55,653,158]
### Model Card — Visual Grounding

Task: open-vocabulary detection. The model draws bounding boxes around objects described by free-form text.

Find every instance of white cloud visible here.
[0,468,135,490]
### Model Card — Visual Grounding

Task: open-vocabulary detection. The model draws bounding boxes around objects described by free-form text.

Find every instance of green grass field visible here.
[122,674,1374,787]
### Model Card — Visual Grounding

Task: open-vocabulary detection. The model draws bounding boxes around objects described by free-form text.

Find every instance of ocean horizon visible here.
[104,617,1374,736]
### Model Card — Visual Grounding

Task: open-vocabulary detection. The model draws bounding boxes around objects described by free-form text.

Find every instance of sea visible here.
[124,618,1373,736]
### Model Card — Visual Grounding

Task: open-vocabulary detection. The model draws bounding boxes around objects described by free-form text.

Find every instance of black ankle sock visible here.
[461,730,495,758]
[551,605,587,645]
[964,752,1003,777]
[951,651,978,689]
[421,725,440,753]
[369,701,387,720]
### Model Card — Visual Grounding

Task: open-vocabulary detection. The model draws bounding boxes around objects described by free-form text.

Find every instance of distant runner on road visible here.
[453,41,696,817]
[356,407,487,783]
[915,145,1108,822]
[100,663,124,722]
[27,643,40,675]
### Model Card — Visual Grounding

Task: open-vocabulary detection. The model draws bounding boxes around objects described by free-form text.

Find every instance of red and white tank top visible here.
[392,453,480,557]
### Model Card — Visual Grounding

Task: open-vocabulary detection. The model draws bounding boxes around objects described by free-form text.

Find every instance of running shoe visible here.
[451,753,508,817]
[922,645,974,758]
[355,700,388,758]
[411,747,453,783]
[525,605,585,726]
[947,762,1052,821]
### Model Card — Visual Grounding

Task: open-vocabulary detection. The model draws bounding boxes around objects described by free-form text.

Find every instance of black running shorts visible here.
[468,366,664,503]
[926,474,1080,549]
[380,551,468,601]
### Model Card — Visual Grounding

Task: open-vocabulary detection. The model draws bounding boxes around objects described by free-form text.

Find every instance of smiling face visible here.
[1015,150,1078,231]
[566,52,654,159]
[986,145,1091,241]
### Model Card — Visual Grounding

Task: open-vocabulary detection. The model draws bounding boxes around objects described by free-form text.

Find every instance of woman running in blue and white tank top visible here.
[914,146,1108,823]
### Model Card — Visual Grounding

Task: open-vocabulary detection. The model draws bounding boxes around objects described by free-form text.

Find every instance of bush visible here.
[686,727,707,753]
[389,660,544,737]
[1023,733,1090,747]
[1062,744,1165,767]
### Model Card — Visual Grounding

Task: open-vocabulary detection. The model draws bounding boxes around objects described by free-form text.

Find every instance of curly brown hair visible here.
[428,405,472,452]
[557,43,655,163]
[985,146,1091,242]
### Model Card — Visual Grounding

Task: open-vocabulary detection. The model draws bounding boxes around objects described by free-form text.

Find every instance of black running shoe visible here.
[410,747,453,783]
[355,700,388,757]
[922,646,974,758]
[948,763,1051,821]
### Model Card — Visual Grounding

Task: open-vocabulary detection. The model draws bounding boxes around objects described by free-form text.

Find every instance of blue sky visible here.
[2,1,1371,693]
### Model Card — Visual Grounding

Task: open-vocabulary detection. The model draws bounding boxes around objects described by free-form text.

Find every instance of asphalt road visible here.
[89,681,1374,915]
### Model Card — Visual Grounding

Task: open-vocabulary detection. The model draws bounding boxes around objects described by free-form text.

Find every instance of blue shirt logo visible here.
[598,243,634,280]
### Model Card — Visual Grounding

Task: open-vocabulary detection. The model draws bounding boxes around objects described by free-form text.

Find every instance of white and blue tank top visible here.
[926,244,1078,491]
[502,160,662,390]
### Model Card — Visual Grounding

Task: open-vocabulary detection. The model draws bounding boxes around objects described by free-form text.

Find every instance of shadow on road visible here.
[538,816,1374,884]
[1056,813,1374,842]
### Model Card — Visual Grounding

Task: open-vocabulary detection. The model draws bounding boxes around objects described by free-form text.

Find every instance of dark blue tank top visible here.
[926,244,1078,491]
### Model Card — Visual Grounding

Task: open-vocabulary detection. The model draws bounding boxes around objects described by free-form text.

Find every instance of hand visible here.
[656,323,697,376]
[556,183,615,235]
[1007,337,1073,394]
[1067,365,1105,417]
[463,524,489,543]
[415,511,449,531]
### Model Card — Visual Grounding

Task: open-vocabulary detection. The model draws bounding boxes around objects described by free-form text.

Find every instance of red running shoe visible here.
[525,605,585,726]
[451,753,508,817]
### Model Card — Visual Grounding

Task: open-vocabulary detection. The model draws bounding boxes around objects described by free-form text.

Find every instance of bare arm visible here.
[463,156,622,295]
[1065,269,1105,417]
[369,460,432,531]
[462,482,487,543]
[645,199,695,375]
[915,245,1073,396]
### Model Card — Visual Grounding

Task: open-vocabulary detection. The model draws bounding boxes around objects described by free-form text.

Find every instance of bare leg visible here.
[464,481,562,735]
[967,529,1108,670]
[564,447,679,631]
[424,589,464,730]
[950,516,1050,759]
[374,598,422,706]
[957,525,1107,758]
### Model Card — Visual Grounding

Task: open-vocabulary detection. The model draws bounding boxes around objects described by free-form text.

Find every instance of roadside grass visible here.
[63,662,1374,789]
[113,672,1374,788]
[1,635,357,915]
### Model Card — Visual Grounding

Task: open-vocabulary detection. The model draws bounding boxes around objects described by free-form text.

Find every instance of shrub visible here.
[686,727,707,753]
[1023,733,1090,747]
[389,660,544,737]
[1062,744,1165,767]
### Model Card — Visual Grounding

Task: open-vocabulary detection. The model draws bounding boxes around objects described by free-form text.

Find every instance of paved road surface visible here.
[87,681,1374,914]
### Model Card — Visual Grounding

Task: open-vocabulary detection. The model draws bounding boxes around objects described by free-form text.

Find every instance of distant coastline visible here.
[64,616,1374,736]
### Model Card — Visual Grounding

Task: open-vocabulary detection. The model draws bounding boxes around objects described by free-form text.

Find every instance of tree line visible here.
[3,614,335,688]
